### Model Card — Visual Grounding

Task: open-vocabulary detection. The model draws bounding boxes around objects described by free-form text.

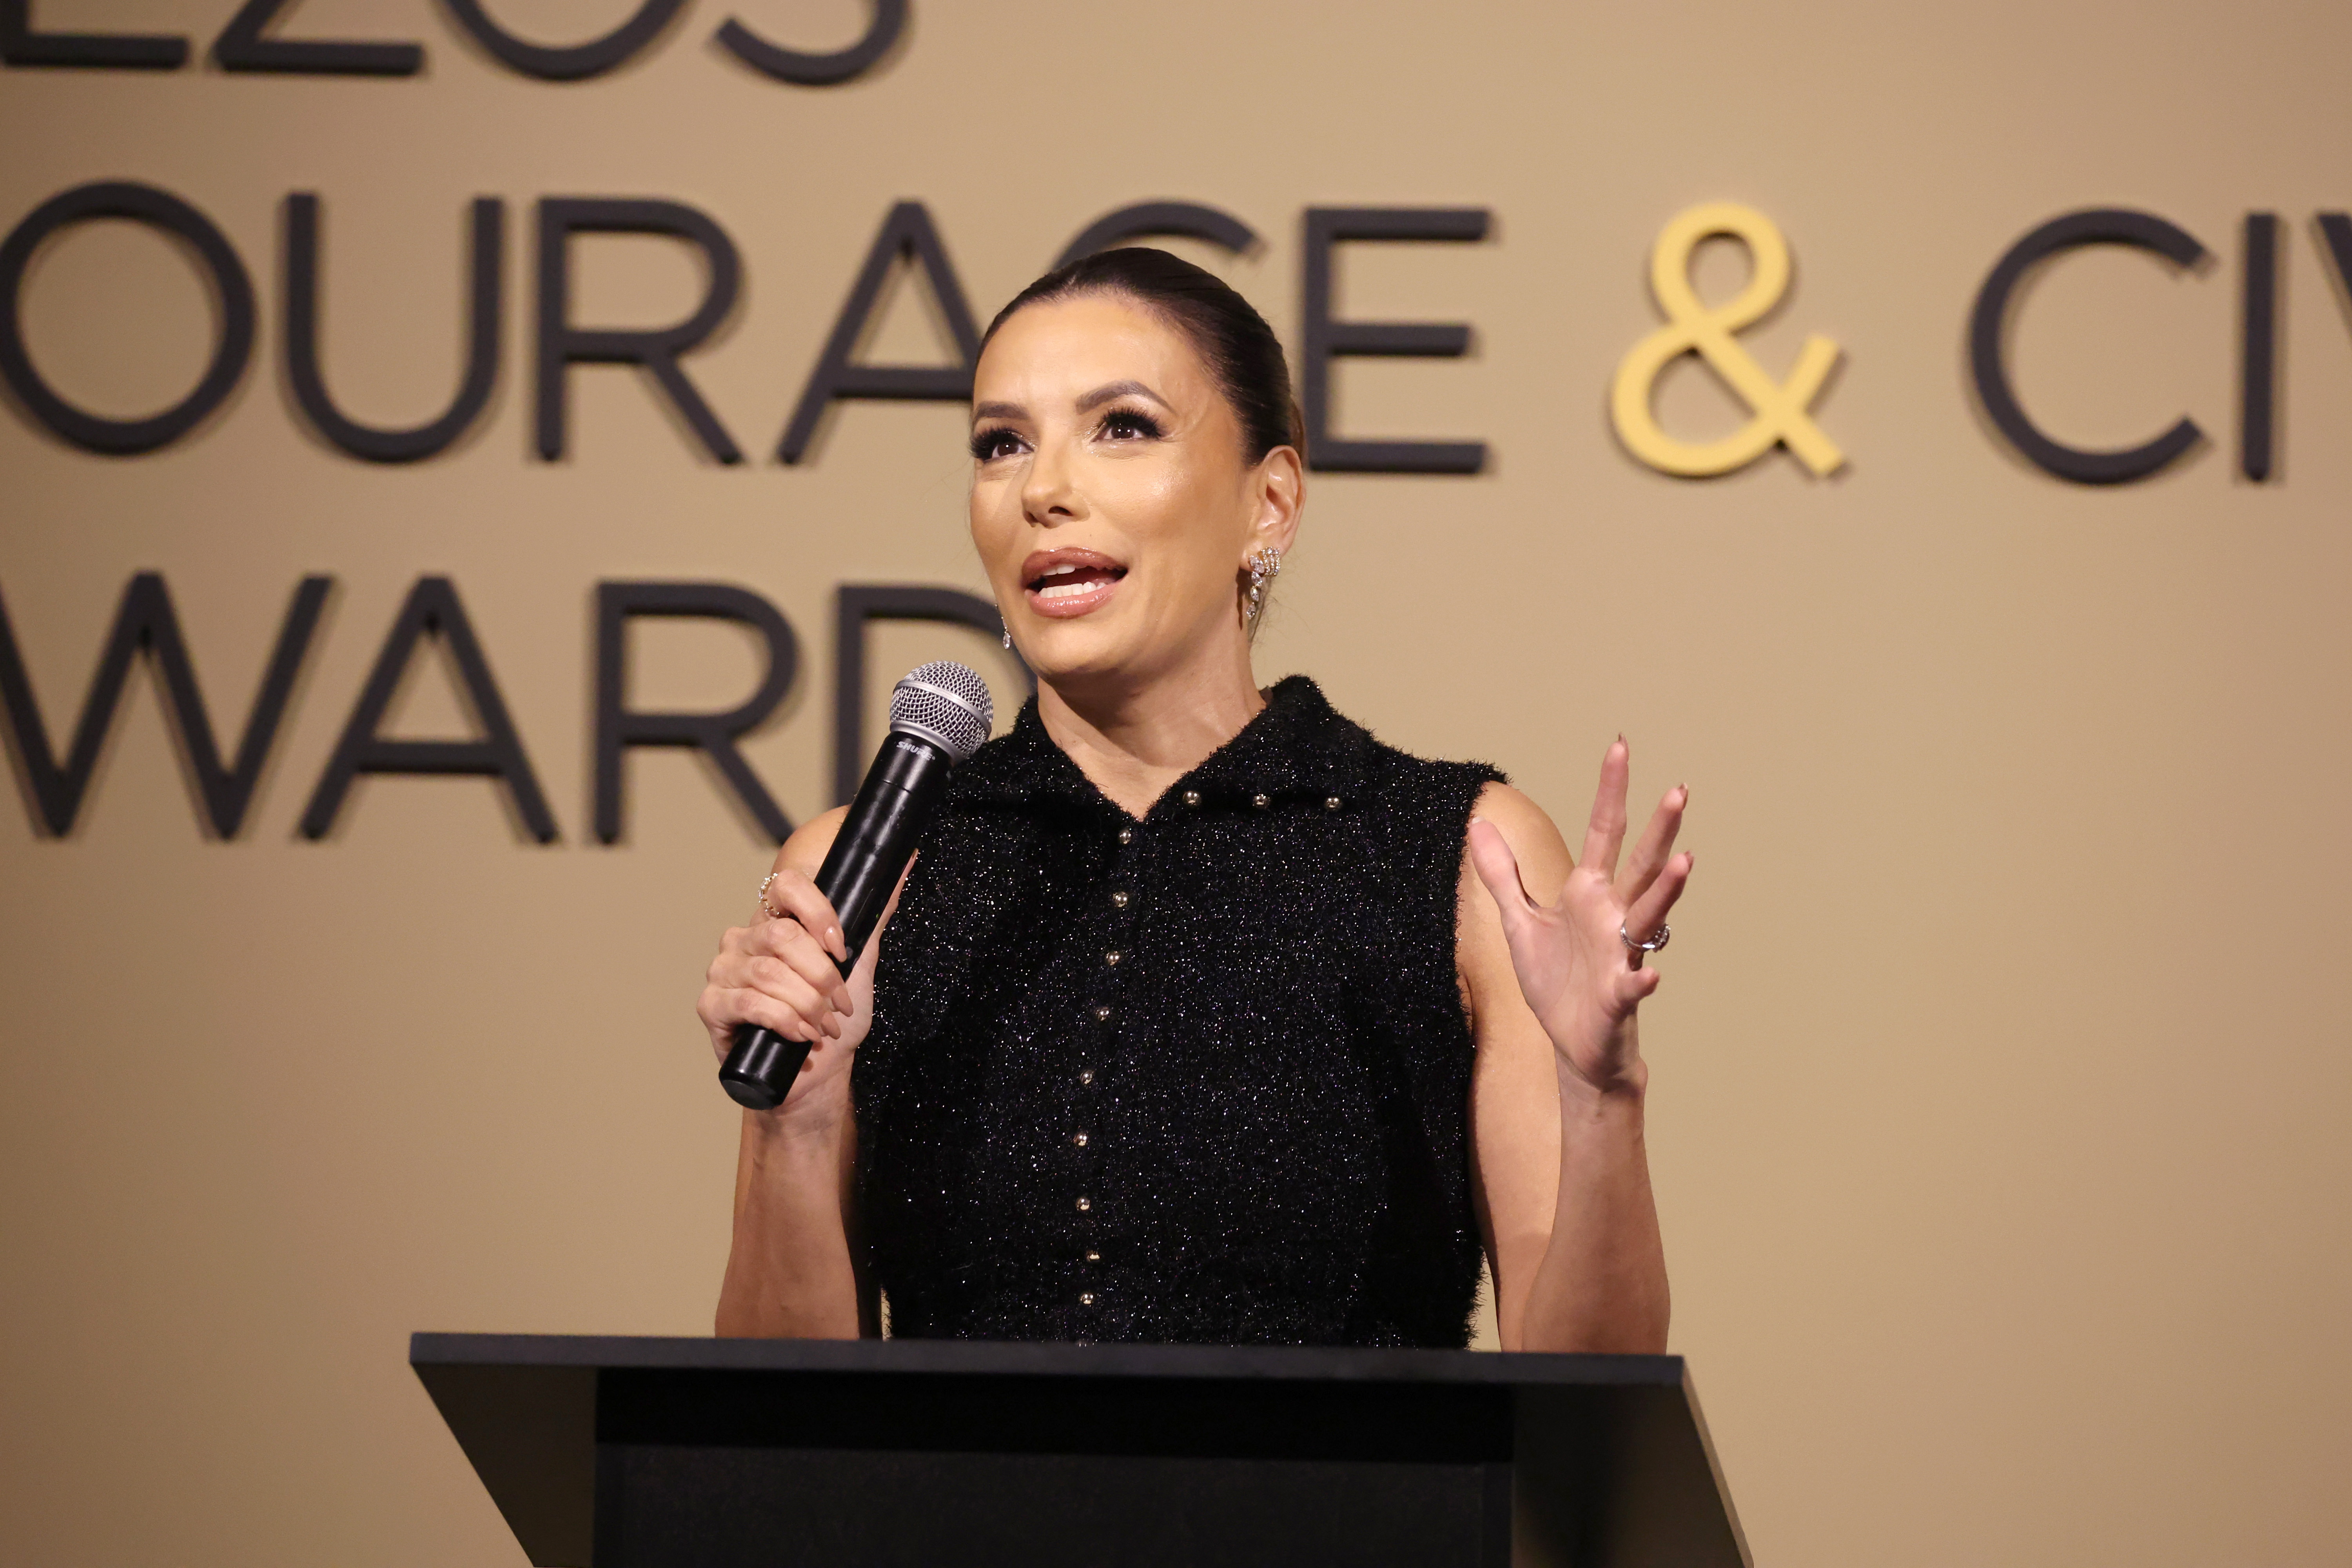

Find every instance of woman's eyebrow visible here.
[1075,380,1172,414]
[972,400,1025,423]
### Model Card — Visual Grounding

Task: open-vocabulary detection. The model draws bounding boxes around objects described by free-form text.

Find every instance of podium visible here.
[412,1333,1749,1568]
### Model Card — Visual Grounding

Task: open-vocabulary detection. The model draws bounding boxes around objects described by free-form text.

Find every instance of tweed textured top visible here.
[854,675,1503,1346]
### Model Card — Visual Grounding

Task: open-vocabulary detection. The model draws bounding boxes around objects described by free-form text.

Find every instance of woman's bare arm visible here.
[1461,750,1688,1353]
[700,807,888,1338]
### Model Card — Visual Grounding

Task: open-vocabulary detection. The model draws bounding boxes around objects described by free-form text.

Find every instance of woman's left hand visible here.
[1467,739,1691,1097]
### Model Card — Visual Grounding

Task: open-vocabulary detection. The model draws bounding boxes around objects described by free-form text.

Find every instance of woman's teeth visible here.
[1029,563,1121,600]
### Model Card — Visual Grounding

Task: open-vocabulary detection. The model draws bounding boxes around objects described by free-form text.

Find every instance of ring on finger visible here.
[1619,920,1670,954]
[756,871,787,921]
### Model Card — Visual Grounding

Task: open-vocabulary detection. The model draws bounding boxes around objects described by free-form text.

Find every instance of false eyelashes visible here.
[967,408,1167,463]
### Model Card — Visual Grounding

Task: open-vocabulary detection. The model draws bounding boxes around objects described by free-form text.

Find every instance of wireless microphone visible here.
[717,661,995,1110]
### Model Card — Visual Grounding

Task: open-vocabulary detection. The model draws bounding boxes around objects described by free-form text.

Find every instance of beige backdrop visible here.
[6,2,2351,1564]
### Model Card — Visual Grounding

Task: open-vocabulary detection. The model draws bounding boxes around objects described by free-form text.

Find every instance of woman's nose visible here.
[1022,439,1082,525]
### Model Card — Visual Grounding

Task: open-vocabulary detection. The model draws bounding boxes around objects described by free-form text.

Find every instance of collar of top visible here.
[947,675,1374,817]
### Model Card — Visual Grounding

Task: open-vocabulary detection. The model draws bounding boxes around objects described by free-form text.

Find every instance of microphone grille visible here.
[888,661,995,762]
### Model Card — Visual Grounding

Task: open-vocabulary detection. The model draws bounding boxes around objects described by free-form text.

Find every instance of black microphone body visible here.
[718,729,955,1110]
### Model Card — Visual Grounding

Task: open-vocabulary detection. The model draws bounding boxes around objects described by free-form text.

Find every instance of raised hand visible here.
[1467,739,1691,1097]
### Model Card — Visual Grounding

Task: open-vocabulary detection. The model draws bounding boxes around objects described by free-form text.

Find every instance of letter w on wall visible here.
[0,573,330,837]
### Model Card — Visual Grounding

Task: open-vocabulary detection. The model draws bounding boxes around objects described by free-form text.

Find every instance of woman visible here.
[697,248,1691,1351]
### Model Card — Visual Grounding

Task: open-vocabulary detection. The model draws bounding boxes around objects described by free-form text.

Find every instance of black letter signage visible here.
[536,198,742,463]
[0,181,255,455]
[1968,207,2210,485]
[717,0,904,85]
[302,577,557,842]
[1053,201,1257,271]
[594,582,799,844]
[436,0,685,81]
[2241,212,2278,483]
[212,0,422,75]
[1,0,185,68]
[286,194,503,463]
[1300,207,1490,475]
[0,573,329,837]
[778,202,980,464]
[2314,212,2352,350]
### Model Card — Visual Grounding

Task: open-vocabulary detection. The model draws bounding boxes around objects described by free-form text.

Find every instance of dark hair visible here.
[980,247,1305,465]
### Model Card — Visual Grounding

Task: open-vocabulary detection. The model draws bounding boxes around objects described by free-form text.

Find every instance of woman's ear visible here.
[1247,445,1305,559]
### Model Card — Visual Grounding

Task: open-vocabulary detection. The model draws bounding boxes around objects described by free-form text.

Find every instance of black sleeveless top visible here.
[854,676,1503,1346]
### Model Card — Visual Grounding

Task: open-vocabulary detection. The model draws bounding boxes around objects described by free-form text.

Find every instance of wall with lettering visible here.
[4,4,2350,1568]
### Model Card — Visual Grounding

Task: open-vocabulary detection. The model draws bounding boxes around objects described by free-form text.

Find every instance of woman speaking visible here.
[695,249,1692,1352]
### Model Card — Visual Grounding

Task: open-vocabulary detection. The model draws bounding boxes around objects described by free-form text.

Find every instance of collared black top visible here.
[854,676,1503,1346]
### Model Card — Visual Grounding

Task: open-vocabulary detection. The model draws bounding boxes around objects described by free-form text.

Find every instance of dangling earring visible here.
[1244,546,1283,625]
[1001,627,1013,649]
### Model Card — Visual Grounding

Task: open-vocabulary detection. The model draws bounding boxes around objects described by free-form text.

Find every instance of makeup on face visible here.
[969,295,1265,673]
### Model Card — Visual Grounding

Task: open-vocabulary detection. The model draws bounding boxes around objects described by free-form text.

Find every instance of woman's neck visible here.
[1036,646,1266,819]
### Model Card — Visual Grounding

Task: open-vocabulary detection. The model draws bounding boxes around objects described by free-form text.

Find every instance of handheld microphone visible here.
[718,661,995,1110]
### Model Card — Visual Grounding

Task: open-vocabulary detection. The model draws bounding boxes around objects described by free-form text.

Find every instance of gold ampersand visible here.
[1610,202,1844,477]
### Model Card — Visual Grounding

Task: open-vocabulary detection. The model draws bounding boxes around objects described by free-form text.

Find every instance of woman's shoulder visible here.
[1307,680,1507,806]
[1458,778,1553,842]
[1304,684,1569,871]
[1286,684,1519,882]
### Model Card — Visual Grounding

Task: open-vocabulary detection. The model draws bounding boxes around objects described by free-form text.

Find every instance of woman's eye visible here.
[970,428,1024,461]
[1099,409,1164,441]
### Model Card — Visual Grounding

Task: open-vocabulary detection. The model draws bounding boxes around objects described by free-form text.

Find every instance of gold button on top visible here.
[1079,1068,1094,1085]
[1182,789,1201,807]
[1118,827,1134,845]
[1073,1131,1089,1147]
[1080,1292,1096,1306]
[1111,889,1130,908]
[1075,1196,1091,1212]
[1252,793,1270,809]
[1104,949,1123,967]
[1092,1004,1112,1023]
[1325,796,1342,811]
[1085,1249,1101,1263]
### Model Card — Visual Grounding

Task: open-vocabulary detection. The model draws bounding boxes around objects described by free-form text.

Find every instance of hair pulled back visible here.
[981,247,1305,466]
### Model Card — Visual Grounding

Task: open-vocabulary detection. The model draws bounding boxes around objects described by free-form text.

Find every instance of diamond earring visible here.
[1001,627,1013,649]
[1244,546,1283,624]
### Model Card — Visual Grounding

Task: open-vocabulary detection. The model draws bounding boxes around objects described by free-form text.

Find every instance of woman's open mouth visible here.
[1021,548,1128,619]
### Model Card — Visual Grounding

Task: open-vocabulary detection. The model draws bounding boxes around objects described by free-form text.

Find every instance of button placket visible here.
[1074,813,1142,1315]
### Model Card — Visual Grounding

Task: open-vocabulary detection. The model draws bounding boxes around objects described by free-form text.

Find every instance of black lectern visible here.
[411,1333,1749,1568]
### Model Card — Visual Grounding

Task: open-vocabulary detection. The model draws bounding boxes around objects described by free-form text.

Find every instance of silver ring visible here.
[1620,920,1670,954]
[756,871,786,920]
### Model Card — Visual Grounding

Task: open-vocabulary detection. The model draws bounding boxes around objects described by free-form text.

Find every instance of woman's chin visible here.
[1016,617,1140,683]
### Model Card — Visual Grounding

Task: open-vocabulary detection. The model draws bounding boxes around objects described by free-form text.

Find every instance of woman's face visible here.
[969,292,1297,692]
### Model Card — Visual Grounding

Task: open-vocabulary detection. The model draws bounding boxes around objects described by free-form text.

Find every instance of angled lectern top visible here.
[411,1332,1749,1568]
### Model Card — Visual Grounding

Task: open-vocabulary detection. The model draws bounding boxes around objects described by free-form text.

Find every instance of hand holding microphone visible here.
[697,662,995,1112]
[698,866,861,1107]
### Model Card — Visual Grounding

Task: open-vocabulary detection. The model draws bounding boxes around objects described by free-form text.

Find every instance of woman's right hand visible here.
[695,812,881,1122]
